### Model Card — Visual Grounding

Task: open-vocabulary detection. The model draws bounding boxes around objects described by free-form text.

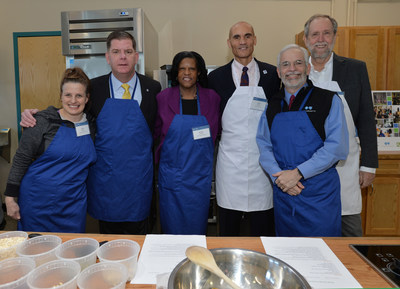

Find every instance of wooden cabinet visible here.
[387,27,400,90]
[295,26,400,90]
[362,153,400,236]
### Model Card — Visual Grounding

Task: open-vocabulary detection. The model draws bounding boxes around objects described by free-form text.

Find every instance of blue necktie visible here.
[240,67,249,86]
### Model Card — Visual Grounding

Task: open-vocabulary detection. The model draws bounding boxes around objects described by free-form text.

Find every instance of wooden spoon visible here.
[185,246,242,289]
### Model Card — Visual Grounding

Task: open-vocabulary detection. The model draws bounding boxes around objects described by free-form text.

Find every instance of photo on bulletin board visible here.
[373,90,400,151]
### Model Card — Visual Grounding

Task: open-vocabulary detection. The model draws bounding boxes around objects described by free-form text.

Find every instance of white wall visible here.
[1,0,400,192]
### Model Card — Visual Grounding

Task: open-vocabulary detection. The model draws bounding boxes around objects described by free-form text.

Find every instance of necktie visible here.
[288,95,295,110]
[240,67,249,86]
[121,83,131,99]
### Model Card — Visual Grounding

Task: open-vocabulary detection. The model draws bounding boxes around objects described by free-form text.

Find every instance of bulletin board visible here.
[373,90,400,151]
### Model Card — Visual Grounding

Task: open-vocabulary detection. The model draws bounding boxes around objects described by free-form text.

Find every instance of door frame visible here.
[13,31,61,139]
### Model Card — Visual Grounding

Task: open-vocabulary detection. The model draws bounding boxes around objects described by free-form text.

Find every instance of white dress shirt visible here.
[231,58,260,87]
[110,73,142,105]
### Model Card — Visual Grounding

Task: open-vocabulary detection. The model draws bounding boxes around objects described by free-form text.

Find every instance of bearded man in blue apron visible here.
[257,44,349,237]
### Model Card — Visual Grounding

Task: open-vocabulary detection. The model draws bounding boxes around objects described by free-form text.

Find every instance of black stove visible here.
[350,244,400,288]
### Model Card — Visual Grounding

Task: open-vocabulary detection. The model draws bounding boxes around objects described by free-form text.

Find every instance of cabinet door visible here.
[387,27,400,90]
[349,27,386,90]
[18,36,65,112]
[365,177,400,236]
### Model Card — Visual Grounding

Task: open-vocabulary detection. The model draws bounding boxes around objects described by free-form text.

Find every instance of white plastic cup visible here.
[0,231,28,261]
[96,239,140,281]
[27,259,80,289]
[0,257,36,289]
[55,238,99,271]
[77,262,128,289]
[17,235,62,266]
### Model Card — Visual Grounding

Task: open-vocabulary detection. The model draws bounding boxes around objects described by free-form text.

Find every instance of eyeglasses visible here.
[279,60,306,68]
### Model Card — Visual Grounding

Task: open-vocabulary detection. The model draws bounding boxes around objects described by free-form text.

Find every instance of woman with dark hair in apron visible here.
[154,51,220,234]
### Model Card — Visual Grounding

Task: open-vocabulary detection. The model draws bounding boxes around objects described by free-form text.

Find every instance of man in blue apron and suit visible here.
[86,31,161,234]
[257,44,349,237]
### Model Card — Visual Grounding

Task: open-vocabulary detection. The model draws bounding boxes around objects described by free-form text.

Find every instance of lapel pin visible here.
[263,70,268,74]
[146,89,149,92]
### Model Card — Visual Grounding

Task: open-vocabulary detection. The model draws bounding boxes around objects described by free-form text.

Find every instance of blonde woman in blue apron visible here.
[154,51,220,234]
[4,68,96,233]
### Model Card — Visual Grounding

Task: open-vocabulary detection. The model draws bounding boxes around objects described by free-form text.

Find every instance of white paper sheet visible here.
[261,237,362,288]
[131,234,207,284]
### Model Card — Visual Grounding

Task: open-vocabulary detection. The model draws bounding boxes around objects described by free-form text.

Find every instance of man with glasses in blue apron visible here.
[257,44,349,236]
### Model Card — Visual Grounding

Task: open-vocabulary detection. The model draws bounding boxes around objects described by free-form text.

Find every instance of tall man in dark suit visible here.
[20,31,161,235]
[303,14,378,236]
[208,21,280,236]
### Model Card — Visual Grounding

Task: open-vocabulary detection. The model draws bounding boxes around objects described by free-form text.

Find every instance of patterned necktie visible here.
[240,66,249,86]
[288,95,295,110]
[121,83,131,99]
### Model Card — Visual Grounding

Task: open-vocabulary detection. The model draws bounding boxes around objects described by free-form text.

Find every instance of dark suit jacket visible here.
[89,73,161,132]
[208,58,281,113]
[332,53,378,168]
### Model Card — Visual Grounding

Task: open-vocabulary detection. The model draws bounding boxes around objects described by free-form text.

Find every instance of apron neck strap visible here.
[280,87,314,111]
[179,87,200,115]
[109,75,139,100]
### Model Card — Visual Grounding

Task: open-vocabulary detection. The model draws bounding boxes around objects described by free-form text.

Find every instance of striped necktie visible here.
[288,95,295,110]
[240,67,249,86]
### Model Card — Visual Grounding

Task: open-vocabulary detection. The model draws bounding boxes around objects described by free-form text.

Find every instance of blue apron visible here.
[158,93,213,234]
[87,77,153,222]
[18,124,96,233]
[270,89,341,237]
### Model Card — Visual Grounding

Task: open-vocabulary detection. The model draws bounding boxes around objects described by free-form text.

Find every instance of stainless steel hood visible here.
[61,8,159,77]
[61,8,144,55]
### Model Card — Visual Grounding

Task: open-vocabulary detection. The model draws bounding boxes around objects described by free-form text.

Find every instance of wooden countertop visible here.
[53,233,400,288]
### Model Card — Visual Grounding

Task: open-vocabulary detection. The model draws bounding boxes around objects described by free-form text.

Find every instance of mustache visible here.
[312,41,329,48]
[285,71,302,76]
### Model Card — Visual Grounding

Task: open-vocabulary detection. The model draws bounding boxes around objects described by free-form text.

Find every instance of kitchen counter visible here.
[55,233,399,288]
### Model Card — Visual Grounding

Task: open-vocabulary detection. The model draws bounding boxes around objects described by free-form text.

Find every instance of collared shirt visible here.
[308,53,375,174]
[110,73,142,105]
[256,86,349,183]
[284,83,308,105]
[308,53,334,85]
[231,58,260,87]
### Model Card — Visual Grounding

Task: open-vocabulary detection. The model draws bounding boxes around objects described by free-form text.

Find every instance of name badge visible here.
[192,125,211,140]
[75,121,90,137]
[250,97,267,111]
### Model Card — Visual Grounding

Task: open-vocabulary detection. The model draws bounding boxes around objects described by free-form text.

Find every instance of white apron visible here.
[313,81,361,215]
[216,86,273,211]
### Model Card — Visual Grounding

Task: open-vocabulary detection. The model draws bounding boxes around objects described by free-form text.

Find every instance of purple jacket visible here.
[154,85,221,163]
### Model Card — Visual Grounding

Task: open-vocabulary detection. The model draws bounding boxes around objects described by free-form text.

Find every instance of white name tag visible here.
[75,121,90,137]
[250,97,267,111]
[192,125,211,140]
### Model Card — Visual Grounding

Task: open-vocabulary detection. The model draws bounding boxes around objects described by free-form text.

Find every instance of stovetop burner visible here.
[350,244,400,288]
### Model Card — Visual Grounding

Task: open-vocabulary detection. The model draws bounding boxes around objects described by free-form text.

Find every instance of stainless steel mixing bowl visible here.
[168,248,311,289]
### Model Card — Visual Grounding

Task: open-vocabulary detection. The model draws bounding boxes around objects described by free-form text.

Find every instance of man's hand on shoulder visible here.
[20,109,39,127]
